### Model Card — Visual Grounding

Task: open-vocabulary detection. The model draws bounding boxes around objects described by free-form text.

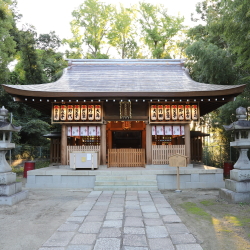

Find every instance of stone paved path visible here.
[39,191,203,250]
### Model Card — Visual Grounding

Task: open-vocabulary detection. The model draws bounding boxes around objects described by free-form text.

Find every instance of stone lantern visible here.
[0,106,28,205]
[220,106,250,203]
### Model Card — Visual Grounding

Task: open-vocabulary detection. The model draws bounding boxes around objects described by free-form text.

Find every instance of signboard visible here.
[169,154,188,168]
[169,154,188,192]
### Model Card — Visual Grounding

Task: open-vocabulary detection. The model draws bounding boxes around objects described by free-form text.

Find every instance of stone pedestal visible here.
[219,169,250,203]
[0,172,28,206]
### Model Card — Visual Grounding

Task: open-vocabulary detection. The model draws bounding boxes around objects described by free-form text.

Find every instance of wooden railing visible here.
[67,145,101,165]
[152,145,185,165]
[108,148,145,168]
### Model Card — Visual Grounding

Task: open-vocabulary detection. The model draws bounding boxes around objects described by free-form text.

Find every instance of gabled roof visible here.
[2,59,245,115]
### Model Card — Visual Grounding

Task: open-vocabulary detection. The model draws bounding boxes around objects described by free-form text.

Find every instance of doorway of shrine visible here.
[106,121,146,167]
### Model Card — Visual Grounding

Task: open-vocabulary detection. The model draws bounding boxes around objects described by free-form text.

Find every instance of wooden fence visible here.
[67,145,101,165]
[152,145,185,165]
[108,148,145,168]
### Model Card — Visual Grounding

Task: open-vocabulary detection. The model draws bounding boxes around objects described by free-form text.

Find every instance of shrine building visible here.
[3,59,245,169]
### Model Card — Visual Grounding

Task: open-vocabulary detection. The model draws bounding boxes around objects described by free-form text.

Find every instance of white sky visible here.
[16,0,202,39]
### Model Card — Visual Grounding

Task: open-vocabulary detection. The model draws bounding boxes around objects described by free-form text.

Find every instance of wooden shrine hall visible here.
[3,59,245,168]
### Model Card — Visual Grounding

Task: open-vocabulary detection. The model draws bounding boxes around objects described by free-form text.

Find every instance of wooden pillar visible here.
[146,123,152,164]
[184,123,191,164]
[101,124,106,165]
[61,124,67,165]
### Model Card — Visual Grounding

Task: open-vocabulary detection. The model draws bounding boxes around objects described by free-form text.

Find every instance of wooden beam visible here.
[61,124,67,165]
[146,123,152,164]
[184,124,191,164]
[101,124,106,165]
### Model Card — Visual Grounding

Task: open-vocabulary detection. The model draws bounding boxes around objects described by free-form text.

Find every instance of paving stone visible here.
[71,211,90,217]
[142,213,160,219]
[124,217,144,227]
[141,206,157,213]
[67,217,85,224]
[70,233,97,245]
[88,210,107,216]
[43,232,75,247]
[125,205,140,209]
[123,247,149,250]
[95,202,110,206]
[57,223,79,232]
[108,207,124,212]
[157,207,176,215]
[75,205,94,211]
[155,202,171,208]
[84,215,105,222]
[106,211,124,220]
[126,196,138,201]
[125,209,142,217]
[39,248,65,250]
[144,218,163,226]
[99,228,122,238]
[145,226,168,238]
[139,202,155,206]
[94,238,121,250]
[78,222,102,233]
[139,198,152,202]
[66,246,92,250]
[162,215,182,223]
[126,201,139,206]
[103,220,123,228]
[166,223,190,234]
[124,227,145,235]
[93,205,109,210]
[148,238,174,250]
[171,234,197,244]
[123,235,148,247]
[175,244,203,250]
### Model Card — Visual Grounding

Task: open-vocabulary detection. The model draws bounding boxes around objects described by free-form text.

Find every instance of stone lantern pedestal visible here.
[0,106,28,205]
[220,107,250,203]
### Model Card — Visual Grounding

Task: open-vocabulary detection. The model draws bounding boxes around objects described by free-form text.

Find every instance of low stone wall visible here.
[25,165,225,190]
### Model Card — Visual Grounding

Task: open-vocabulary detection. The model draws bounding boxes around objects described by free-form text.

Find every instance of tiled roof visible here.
[3,59,245,98]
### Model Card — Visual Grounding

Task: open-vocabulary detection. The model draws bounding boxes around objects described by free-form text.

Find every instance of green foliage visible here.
[65,0,114,58]
[108,5,139,59]
[138,2,184,59]
[19,119,51,146]
[0,0,16,84]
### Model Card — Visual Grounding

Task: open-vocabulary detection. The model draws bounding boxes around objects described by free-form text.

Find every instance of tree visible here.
[16,24,44,84]
[65,0,114,58]
[138,2,184,59]
[37,31,67,82]
[108,5,139,59]
[0,0,16,84]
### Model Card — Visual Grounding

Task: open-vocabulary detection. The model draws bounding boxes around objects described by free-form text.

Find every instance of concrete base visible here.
[230,169,250,181]
[0,182,22,196]
[0,190,29,206]
[26,164,225,190]
[225,179,250,193]
[0,172,17,185]
[219,188,250,203]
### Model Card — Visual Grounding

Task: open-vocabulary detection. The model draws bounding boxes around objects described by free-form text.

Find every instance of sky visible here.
[16,0,202,40]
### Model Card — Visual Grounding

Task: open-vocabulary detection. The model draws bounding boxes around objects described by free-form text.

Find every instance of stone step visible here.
[94,185,158,191]
[95,180,157,186]
[95,175,156,181]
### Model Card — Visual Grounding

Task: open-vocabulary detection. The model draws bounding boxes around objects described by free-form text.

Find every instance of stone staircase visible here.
[94,172,158,191]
